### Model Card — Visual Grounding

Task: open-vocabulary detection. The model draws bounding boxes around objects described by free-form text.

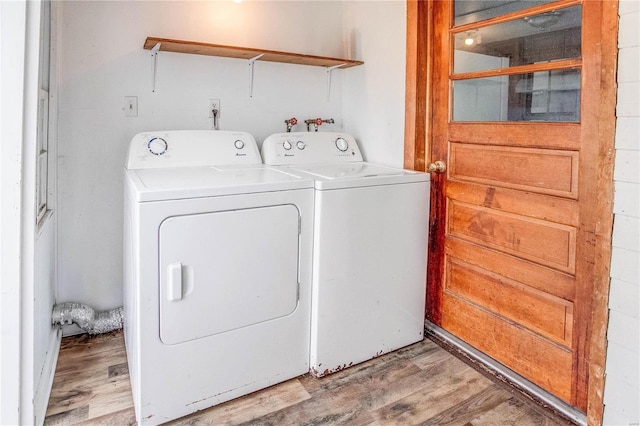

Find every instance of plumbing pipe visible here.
[52,302,124,335]
[212,108,220,130]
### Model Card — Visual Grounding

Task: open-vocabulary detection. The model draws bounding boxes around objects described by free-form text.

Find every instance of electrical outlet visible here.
[124,96,138,117]
[208,99,221,118]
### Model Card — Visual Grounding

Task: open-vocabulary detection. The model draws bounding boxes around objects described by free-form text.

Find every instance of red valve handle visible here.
[289,117,297,125]
[315,117,323,126]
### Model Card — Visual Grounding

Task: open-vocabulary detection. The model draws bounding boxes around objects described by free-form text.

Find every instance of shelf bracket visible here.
[248,54,264,98]
[326,64,346,101]
[151,42,161,92]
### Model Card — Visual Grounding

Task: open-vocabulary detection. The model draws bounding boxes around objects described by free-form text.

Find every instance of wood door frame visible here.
[403,1,618,424]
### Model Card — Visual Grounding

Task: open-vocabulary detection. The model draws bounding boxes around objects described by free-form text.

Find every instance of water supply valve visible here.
[305,118,335,132]
[285,117,298,133]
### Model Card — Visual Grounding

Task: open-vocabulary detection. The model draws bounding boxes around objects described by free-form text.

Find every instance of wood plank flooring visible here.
[44,330,574,425]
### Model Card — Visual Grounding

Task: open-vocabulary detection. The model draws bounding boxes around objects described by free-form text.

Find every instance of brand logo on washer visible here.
[235,153,246,156]
[284,154,295,157]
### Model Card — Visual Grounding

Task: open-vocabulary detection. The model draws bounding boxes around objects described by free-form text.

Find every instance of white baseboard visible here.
[33,327,62,426]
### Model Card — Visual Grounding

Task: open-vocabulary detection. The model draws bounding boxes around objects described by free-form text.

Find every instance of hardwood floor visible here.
[44,330,573,425]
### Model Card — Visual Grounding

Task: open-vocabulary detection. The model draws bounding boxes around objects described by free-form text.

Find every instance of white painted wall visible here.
[56,0,409,322]
[56,0,349,317]
[342,1,407,167]
[602,1,640,424]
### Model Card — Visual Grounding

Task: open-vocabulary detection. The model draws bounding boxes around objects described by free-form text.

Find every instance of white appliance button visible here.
[148,137,168,156]
[335,137,349,152]
[283,140,293,150]
[296,140,306,150]
[234,139,245,149]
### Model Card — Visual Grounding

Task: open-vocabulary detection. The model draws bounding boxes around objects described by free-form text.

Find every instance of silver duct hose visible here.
[52,302,124,335]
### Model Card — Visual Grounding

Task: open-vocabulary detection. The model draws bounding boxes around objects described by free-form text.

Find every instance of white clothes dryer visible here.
[123,130,314,424]
[262,132,430,377]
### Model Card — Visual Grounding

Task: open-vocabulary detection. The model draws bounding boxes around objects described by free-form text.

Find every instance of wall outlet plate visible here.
[124,96,138,117]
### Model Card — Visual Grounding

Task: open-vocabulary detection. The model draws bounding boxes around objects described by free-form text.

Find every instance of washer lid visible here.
[286,162,430,190]
[126,165,313,202]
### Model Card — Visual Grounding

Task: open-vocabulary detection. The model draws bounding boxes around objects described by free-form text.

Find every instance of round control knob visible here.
[296,140,306,150]
[147,137,168,156]
[234,139,245,150]
[335,137,349,152]
[283,140,293,150]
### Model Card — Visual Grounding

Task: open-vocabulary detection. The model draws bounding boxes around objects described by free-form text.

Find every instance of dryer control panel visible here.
[126,130,261,170]
[262,132,364,166]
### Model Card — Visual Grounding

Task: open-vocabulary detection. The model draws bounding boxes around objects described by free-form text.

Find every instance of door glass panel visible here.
[454,5,581,73]
[452,68,580,122]
[455,0,556,26]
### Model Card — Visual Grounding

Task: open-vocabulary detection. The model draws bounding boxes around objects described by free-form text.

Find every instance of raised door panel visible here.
[447,200,577,273]
[449,143,579,198]
[445,238,576,301]
[445,257,574,346]
[441,293,574,402]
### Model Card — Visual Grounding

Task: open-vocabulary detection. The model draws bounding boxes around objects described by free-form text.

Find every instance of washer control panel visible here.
[126,130,260,170]
[147,137,168,156]
[261,132,363,165]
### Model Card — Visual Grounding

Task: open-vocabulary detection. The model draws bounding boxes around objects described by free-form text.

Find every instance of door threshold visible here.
[425,321,586,426]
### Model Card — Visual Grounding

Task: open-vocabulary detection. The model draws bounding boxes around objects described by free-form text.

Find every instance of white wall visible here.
[56,0,408,320]
[342,1,407,168]
[56,0,350,316]
[602,1,640,424]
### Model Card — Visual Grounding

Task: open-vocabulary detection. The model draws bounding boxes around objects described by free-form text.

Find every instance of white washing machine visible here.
[123,130,314,424]
[262,132,430,377]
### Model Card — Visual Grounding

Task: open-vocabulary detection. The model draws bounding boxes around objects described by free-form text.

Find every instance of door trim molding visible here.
[403,0,430,172]
[581,1,619,424]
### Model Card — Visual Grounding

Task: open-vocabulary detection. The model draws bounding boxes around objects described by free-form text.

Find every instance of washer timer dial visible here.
[335,137,349,152]
[147,137,168,156]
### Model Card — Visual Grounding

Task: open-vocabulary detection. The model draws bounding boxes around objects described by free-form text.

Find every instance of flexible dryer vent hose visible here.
[51,302,124,335]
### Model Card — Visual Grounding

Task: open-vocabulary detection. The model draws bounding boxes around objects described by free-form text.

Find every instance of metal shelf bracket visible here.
[151,42,161,92]
[326,64,346,101]
[248,54,264,98]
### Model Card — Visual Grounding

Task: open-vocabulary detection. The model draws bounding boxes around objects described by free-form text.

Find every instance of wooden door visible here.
[408,0,618,414]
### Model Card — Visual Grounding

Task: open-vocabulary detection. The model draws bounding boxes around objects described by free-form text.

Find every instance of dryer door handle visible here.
[167,262,183,301]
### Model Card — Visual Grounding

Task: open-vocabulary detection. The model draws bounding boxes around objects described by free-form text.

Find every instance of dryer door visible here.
[159,204,300,345]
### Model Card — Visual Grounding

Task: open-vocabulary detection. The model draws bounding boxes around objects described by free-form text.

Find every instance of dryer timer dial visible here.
[147,137,168,156]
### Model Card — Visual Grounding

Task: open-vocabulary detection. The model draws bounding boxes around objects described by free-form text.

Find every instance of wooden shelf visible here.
[144,37,364,69]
